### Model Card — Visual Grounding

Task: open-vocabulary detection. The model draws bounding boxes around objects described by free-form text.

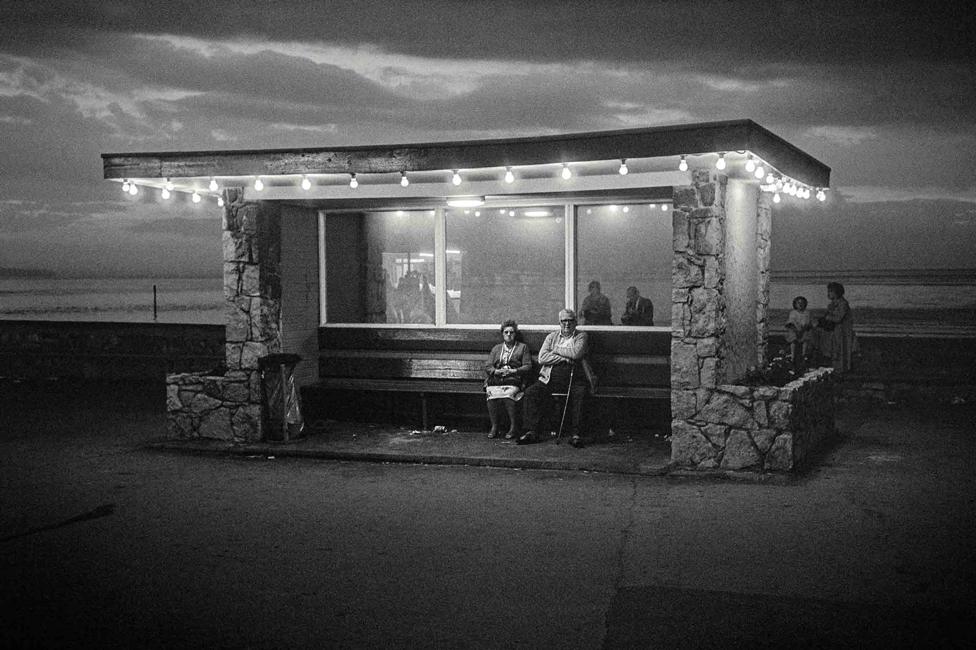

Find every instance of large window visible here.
[324,210,436,324]
[576,203,672,327]
[322,200,671,327]
[445,205,565,325]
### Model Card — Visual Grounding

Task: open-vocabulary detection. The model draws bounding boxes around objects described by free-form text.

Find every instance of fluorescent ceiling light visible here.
[446,197,484,208]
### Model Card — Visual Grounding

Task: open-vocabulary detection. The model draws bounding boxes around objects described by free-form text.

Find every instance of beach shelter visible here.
[102,119,830,465]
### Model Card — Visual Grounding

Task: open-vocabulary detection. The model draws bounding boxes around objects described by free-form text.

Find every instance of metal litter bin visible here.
[258,353,305,441]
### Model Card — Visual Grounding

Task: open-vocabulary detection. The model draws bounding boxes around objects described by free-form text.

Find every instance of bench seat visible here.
[313,327,671,431]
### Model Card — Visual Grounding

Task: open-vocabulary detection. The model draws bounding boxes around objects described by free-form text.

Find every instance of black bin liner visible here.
[258,353,305,441]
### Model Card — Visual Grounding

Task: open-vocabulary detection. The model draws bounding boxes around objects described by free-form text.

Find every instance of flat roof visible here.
[102,119,830,188]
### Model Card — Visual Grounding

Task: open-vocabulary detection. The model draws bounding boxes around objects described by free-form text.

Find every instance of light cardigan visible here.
[536,330,589,384]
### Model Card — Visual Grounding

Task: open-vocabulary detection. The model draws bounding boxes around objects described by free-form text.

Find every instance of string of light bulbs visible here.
[118,150,827,205]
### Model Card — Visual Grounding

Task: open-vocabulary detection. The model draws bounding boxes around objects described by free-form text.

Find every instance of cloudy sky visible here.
[1,0,974,276]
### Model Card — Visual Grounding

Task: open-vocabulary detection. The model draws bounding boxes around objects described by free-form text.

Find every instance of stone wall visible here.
[671,168,793,472]
[671,168,728,393]
[671,367,835,472]
[166,189,284,441]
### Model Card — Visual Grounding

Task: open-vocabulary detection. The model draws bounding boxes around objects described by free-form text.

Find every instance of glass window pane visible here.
[576,203,671,327]
[445,205,565,325]
[325,210,436,324]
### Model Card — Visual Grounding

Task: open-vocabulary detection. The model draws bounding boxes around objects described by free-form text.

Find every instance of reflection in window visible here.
[325,210,436,324]
[576,203,671,326]
[445,206,565,325]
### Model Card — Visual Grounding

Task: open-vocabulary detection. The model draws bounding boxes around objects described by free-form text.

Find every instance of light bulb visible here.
[561,164,572,180]
[817,189,826,202]
[208,178,218,192]
[191,192,201,203]
[161,188,171,200]
[678,156,688,172]
[474,211,480,216]
[508,210,515,216]
[661,204,669,211]
[773,192,781,204]
[122,180,130,192]
[128,183,138,196]
[716,153,726,170]
[165,178,174,191]
[765,173,775,184]
[776,179,784,191]
[301,176,311,191]
[754,165,765,179]
[254,178,264,191]
[745,155,756,173]
[400,172,409,187]
[618,160,628,175]
[217,196,224,207]
[349,173,358,189]
[452,170,462,186]
[622,206,629,213]
[504,167,514,183]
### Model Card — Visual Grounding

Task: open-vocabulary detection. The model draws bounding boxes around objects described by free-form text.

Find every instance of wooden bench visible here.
[313,327,671,431]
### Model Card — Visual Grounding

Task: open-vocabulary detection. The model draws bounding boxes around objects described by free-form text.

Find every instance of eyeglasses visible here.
[560,319,576,323]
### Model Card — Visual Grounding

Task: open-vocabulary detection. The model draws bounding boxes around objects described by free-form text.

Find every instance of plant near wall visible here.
[739,346,807,387]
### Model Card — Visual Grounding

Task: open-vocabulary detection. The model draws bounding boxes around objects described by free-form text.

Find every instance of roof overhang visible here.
[101,119,830,204]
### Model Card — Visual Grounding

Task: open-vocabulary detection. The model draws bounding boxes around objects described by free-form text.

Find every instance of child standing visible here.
[785,295,813,364]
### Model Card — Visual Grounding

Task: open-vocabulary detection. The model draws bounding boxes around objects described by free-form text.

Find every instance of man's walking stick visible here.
[554,365,575,444]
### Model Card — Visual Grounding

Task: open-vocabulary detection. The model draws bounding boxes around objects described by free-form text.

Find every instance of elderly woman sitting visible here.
[484,319,533,439]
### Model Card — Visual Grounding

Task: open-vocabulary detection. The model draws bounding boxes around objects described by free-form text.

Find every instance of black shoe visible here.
[517,431,538,445]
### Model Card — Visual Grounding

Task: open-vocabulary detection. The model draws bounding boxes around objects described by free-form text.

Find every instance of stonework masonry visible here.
[669,168,830,472]
[167,189,284,442]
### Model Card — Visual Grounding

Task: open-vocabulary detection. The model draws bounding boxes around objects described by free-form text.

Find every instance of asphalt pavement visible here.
[2,379,975,648]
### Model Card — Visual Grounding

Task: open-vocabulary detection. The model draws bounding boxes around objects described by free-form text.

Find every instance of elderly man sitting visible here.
[517,308,592,448]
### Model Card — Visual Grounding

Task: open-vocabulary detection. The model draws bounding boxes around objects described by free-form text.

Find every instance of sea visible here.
[1,271,975,337]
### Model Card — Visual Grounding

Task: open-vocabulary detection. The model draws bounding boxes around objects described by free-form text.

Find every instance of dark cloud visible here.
[2,0,972,66]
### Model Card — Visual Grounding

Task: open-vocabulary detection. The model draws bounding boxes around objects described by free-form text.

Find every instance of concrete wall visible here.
[0,320,223,380]
[280,205,321,387]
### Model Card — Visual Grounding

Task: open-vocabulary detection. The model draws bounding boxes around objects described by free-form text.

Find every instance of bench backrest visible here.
[318,328,670,388]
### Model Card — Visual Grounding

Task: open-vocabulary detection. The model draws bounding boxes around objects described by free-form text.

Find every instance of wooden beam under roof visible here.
[102,119,831,188]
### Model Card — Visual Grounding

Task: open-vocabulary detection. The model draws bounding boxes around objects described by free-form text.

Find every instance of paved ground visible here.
[2,379,975,648]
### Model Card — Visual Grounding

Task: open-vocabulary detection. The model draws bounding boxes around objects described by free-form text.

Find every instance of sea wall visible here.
[767,333,976,405]
[0,320,223,380]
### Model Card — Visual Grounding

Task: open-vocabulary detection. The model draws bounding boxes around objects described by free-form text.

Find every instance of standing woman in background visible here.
[814,282,856,374]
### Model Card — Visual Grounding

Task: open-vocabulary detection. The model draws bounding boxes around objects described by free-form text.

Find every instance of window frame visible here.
[318,195,672,332]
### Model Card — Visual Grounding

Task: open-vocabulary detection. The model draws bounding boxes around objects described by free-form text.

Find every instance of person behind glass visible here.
[620,286,654,326]
[518,308,589,448]
[813,282,856,374]
[784,295,812,365]
[484,320,532,439]
[580,280,612,325]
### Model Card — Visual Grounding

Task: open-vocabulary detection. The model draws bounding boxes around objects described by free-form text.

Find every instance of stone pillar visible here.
[670,168,729,466]
[669,169,780,470]
[221,188,283,441]
[165,189,285,442]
